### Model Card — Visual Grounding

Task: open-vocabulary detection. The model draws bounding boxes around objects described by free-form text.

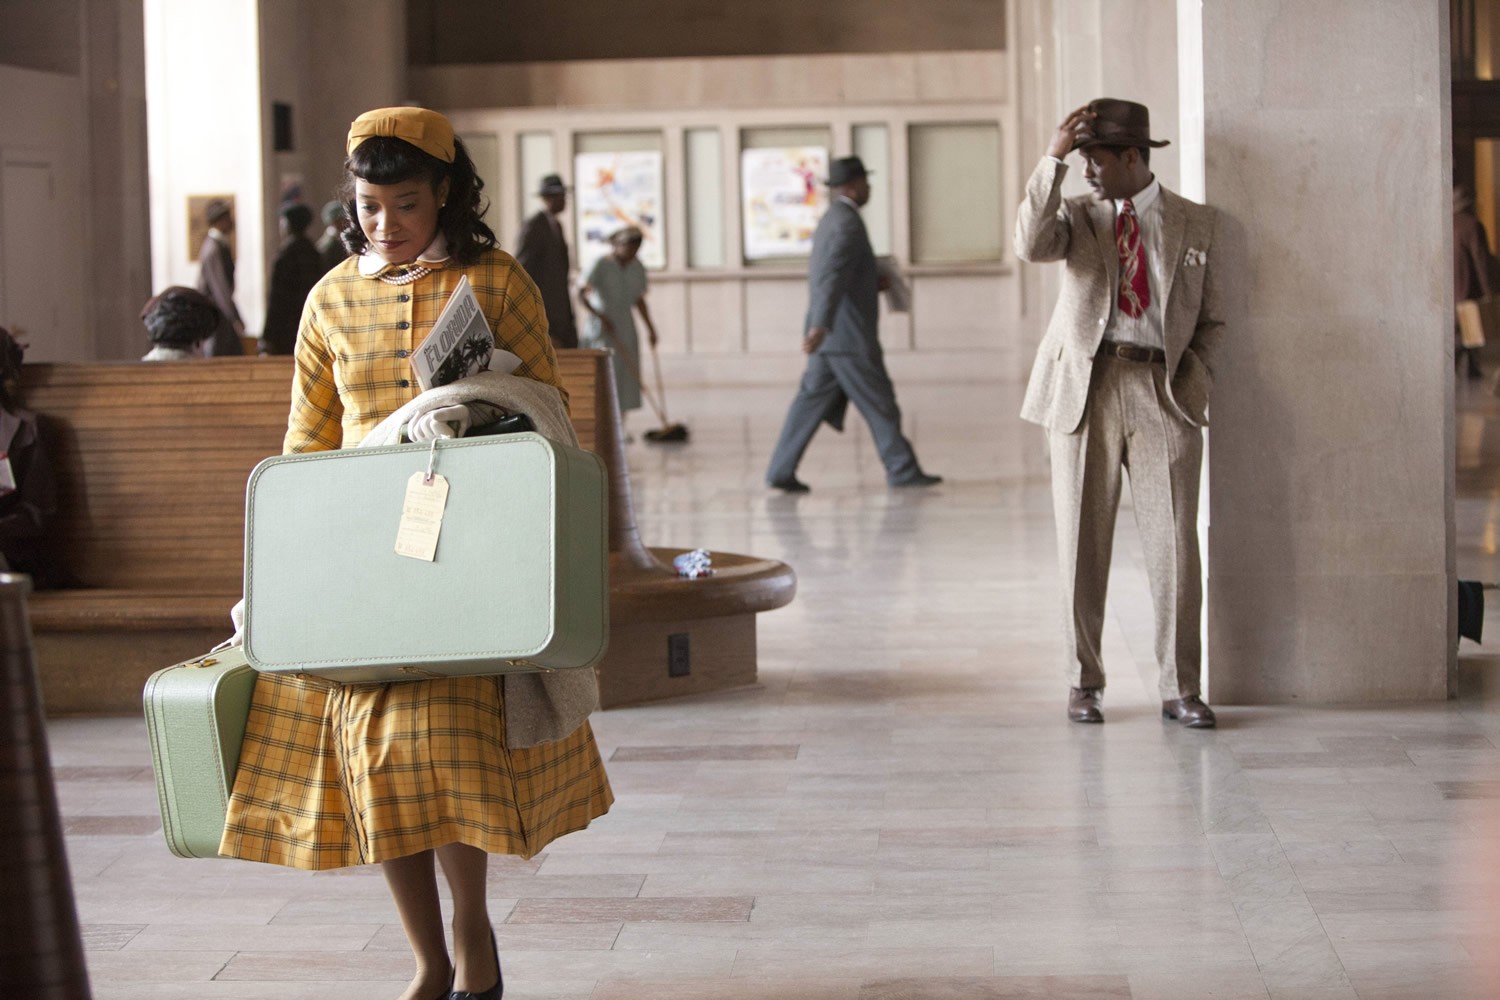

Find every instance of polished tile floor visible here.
[45,376,1500,999]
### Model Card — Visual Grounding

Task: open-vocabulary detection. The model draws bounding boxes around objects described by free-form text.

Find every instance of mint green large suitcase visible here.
[242,432,608,683]
[142,649,256,859]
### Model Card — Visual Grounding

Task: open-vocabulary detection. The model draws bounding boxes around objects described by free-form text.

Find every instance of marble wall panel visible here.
[840,55,920,106]
[910,274,1016,353]
[639,279,688,356]
[685,280,747,355]
[914,51,1009,104]
[881,305,913,353]
[744,279,812,354]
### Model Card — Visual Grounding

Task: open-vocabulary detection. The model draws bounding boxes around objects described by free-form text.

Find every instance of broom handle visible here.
[649,338,671,424]
[594,320,669,426]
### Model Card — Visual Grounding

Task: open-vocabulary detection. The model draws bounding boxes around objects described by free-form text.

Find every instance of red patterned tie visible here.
[1115,198,1150,318]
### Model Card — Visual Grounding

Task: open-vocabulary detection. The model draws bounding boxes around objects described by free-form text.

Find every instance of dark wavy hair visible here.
[338,135,496,266]
[141,286,221,348]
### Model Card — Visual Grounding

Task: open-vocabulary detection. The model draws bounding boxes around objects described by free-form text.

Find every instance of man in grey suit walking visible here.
[1016,99,1223,729]
[766,157,939,492]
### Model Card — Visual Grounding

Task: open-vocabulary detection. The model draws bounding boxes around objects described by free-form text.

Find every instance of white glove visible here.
[212,598,246,652]
[408,404,473,442]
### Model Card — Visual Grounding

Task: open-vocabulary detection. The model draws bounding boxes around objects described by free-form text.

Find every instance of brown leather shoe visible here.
[1068,687,1104,723]
[1162,695,1217,729]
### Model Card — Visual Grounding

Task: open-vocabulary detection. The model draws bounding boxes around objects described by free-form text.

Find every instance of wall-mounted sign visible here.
[573,150,664,272]
[741,147,829,261]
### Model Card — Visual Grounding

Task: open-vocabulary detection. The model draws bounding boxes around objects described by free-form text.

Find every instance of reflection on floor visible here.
[47,378,1500,999]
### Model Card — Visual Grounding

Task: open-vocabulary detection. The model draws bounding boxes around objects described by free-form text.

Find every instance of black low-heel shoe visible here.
[448,930,502,999]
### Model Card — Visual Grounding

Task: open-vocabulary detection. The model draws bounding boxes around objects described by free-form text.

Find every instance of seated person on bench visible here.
[0,326,67,587]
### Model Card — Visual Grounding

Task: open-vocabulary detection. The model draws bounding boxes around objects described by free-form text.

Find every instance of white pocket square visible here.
[1183,248,1208,267]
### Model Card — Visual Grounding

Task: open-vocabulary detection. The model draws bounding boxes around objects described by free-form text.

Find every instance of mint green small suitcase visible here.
[142,649,256,859]
[242,432,608,683]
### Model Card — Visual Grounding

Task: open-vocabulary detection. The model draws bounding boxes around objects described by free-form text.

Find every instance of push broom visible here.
[597,324,690,443]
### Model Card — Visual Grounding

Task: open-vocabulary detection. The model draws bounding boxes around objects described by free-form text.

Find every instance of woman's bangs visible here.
[349,137,438,187]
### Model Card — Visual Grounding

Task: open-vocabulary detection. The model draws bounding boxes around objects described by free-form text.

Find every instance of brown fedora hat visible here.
[1073,98,1170,151]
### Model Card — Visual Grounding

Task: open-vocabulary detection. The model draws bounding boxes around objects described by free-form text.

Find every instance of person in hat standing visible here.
[1016,98,1223,729]
[0,326,66,587]
[195,198,246,356]
[515,174,578,350]
[765,156,940,492]
[260,202,324,355]
[316,199,349,276]
[1454,185,1494,380]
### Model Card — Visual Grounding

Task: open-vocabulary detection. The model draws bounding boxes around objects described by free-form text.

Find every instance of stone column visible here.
[1187,0,1454,701]
[84,0,152,360]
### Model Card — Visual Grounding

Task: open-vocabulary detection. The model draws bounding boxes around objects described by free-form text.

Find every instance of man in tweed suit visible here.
[766,156,940,492]
[1016,99,1223,728]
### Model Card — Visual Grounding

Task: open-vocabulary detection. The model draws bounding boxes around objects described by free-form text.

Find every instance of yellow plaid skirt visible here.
[219,672,612,870]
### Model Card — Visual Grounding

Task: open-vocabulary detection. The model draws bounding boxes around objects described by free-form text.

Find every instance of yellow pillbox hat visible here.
[347,106,456,163]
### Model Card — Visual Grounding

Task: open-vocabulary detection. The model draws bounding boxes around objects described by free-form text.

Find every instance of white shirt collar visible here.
[358,232,450,276]
[1115,176,1160,216]
[836,194,862,211]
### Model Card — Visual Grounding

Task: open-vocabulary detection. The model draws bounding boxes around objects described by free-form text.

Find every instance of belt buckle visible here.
[1115,343,1149,363]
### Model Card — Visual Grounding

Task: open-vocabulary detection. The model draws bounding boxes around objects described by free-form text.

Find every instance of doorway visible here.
[0,153,78,361]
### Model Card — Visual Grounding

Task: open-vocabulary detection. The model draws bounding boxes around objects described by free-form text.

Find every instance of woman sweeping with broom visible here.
[578,227,687,441]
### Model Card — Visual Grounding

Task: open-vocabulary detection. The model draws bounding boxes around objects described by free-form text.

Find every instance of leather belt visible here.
[1097,339,1166,364]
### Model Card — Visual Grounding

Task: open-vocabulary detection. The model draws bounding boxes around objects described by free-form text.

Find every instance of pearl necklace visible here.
[377,264,434,286]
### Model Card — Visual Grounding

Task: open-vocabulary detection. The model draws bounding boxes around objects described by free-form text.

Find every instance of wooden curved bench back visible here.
[18,350,610,596]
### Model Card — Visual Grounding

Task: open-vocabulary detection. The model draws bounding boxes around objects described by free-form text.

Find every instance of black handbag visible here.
[469,412,535,437]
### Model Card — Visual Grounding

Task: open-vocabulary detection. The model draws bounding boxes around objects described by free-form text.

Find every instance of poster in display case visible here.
[574,150,665,272]
[741,146,829,261]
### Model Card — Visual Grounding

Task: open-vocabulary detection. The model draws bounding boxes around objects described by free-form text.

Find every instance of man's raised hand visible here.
[1047,105,1097,161]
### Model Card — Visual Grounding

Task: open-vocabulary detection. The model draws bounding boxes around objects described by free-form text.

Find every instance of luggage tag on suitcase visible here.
[395,439,449,561]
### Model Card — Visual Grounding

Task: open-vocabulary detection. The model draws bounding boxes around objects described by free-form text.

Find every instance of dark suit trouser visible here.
[1046,356,1202,700]
[766,351,920,485]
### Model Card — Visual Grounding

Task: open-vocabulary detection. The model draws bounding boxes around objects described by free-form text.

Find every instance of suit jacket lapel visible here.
[1158,189,1187,323]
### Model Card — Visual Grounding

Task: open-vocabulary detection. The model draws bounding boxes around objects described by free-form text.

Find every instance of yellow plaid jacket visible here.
[286,247,563,452]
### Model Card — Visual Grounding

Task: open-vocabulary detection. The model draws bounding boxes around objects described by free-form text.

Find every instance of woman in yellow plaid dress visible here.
[220,107,612,1000]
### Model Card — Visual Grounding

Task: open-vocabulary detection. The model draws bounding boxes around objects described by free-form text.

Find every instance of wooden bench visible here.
[19,351,611,713]
[22,349,796,714]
